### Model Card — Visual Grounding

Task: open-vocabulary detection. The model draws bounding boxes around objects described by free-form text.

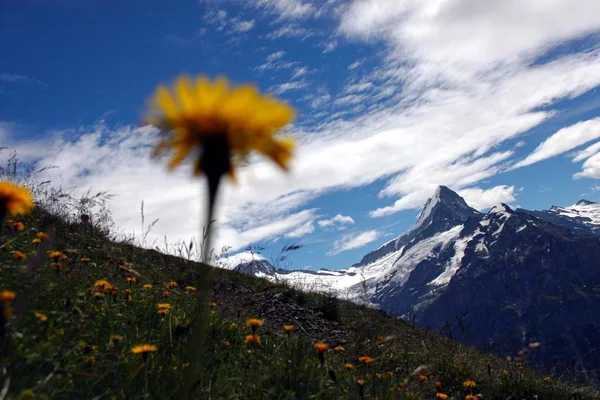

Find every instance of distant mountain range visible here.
[217,186,600,381]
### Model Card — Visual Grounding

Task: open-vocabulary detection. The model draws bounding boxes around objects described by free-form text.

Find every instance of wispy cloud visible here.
[512,118,600,169]
[318,214,355,229]
[270,80,309,94]
[327,230,381,256]
[285,220,315,238]
[254,0,315,20]
[266,24,314,40]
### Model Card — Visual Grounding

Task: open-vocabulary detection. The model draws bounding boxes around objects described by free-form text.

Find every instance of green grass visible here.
[1,207,599,400]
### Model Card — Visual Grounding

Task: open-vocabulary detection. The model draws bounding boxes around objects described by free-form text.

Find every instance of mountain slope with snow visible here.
[220,189,600,380]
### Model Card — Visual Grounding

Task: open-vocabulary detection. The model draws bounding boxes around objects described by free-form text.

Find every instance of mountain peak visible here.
[576,199,596,206]
[417,185,479,224]
[488,203,513,214]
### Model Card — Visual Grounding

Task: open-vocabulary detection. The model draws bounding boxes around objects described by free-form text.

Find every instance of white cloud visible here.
[318,214,355,229]
[233,19,255,33]
[267,51,286,61]
[291,66,309,80]
[322,39,338,54]
[344,82,374,93]
[512,118,600,169]
[571,140,600,162]
[266,24,314,39]
[458,185,517,211]
[0,73,29,83]
[255,0,315,20]
[348,60,363,70]
[285,220,315,238]
[327,230,381,255]
[271,80,308,94]
[574,152,600,179]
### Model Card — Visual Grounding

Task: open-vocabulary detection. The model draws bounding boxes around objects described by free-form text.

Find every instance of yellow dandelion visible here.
[229,322,237,329]
[80,257,91,263]
[247,318,263,333]
[344,363,354,370]
[36,231,49,240]
[143,284,153,289]
[110,335,124,343]
[185,286,196,292]
[463,380,476,389]
[48,251,67,261]
[145,75,295,179]
[358,356,374,364]
[283,324,294,333]
[0,181,34,219]
[418,375,427,382]
[356,379,365,387]
[436,394,449,400]
[157,303,171,315]
[93,280,113,292]
[131,344,158,354]
[0,290,16,303]
[435,381,443,388]
[465,396,478,400]
[32,238,41,244]
[13,251,27,261]
[12,221,24,231]
[126,277,137,284]
[162,290,170,298]
[245,334,260,344]
[314,342,328,353]
[334,345,345,353]
[544,376,552,382]
[166,280,177,288]
[209,301,217,307]
[34,312,47,322]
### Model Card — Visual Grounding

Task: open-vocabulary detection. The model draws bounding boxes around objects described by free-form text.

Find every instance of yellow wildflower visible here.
[13,251,27,261]
[0,181,34,218]
[185,285,196,292]
[314,342,328,353]
[145,75,295,179]
[34,312,47,322]
[358,356,374,364]
[12,221,24,231]
[463,380,476,389]
[344,363,354,370]
[544,376,552,382]
[143,284,153,289]
[283,324,294,333]
[36,231,49,240]
[80,257,91,263]
[334,345,345,353]
[166,281,177,288]
[245,334,260,344]
[32,238,41,244]
[436,394,448,400]
[93,280,112,292]
[247,318,263,333]
[0,290,16,303]
[131,344,158,354]
[418,375,427,382]
[465,396,478,400]
[48,251,67,261]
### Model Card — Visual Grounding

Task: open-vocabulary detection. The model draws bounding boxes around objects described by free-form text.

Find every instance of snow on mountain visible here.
[550,199,600,227]
[216,251,266,270]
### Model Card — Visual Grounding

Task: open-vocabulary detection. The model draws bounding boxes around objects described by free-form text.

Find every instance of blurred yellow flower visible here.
[247,318,263,332]
[185,286,196,292]
[32,238,41,244]
[344,363,354,370]
[436,394,448,400]
[314,342,328,353]
[93,280,112,292]
[0,181,34,219]
[81,257,91,263]
[463,380,476,389]
[143,284,153,289]
[131,344,158,354]
[0,290,16,303]
[334,345,345,353]
[13,251,27,261]
[358,356,374,364]
[34,312,47,322]
[12,221,24,231]
[283,324,294,333]
[245,334,260,344]
[146,75,296,179]
[166,281,177,288]
[48,251,67,261]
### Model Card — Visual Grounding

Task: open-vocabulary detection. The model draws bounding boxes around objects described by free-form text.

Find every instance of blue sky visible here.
[2,0,600,271]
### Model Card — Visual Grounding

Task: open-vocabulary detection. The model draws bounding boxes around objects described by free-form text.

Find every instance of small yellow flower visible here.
[34,312,47,322]
[209,301,217,307]
[229,322,238,329]
[131,344,158,354]
[463,380,476,389]
[435,381,442,388]
[245,334,260,344]
[283,324,294,333]
[162,290,170,298]
[0,181,34,218]
[157,303,171,316]
[126,277,137,284]
[358,356,374,364]
[247,318,263,332]
[356,379,365,387]
[146,75,296,179]
[0,290,16,303]
[344,363,354,370]
[185,286,196,291]
[12,221,24,231]
[110,335,124,343]
[544,376,552,382]
[32,238,41,244]
[418,375,427,382]
[436,394,448,400]
[13,251,27,261]
[334,345,345,353]
[465,395,478,400]
[166,281,177,288]
[314,342,328,353]
[93,280,112,292]
[80,257,91,263]
[143,284,153,289]
[48,251,67,261]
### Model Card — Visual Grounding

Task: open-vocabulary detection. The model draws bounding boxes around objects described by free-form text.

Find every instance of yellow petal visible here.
[175,76,196,113]
[155,86,179,121]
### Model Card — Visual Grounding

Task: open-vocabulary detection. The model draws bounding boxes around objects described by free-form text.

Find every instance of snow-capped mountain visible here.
[219,187,600,379]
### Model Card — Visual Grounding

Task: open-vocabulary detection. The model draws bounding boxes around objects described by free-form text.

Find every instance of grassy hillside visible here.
[1,206,599,399]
